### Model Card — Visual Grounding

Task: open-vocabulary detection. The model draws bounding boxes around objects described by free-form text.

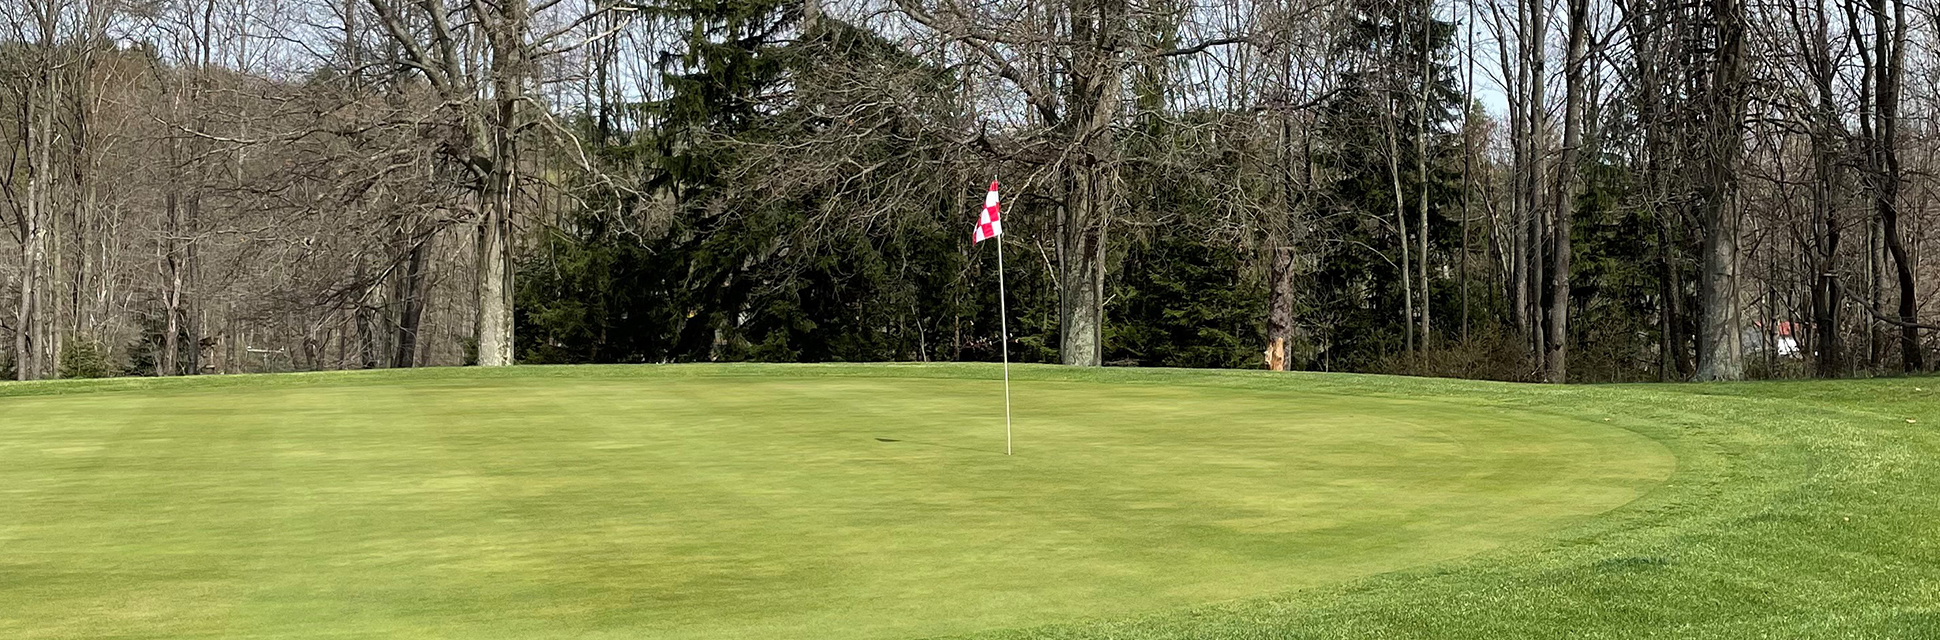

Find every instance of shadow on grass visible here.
[873,437,1006,456]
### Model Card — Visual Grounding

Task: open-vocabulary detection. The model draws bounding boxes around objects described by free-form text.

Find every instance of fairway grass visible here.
[1,365,1934,638]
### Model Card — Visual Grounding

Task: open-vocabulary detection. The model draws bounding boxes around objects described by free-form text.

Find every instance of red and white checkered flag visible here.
[972,181,1002,243]
[973,178,1013,454]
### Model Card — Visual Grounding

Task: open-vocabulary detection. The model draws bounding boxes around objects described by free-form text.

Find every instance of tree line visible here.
[1,0,1935,382]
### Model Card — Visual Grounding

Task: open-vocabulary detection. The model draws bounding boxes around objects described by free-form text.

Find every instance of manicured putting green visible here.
[0,366,1672,639]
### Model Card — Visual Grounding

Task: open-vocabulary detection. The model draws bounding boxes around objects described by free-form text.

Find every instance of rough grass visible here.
[0,364,1933,638]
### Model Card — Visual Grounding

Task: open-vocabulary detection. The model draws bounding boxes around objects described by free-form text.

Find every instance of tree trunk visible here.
[1461,0,1475,345]
[1267,246,1296,371]
[472,0,529,367]
[1660,223,1678,380]
[476,182,516,366]
[1811,272,1840,376]
[1059,169,1109,367]
[1881,176,1922,372]
[1764,255,1778,374]
[1508,33,1529,343]
[1869,214,1885,368]
[393,239,428,367]
[1528,189,1545,360]
[183,195,202,375]
[1808,32,1843,376]
[1547,0,1588,383]
[1693,0,1747,381]
[161,188,180,377]
[1387,89,1415,358]
[1415,0,1431,354]
[1695,199,1743,381]
[16,221,41,380]
[1524,0,1548,362]
[357,257,380,369]
[17,55,55,380]
[1809,131,1843,378]
[1510,192,1529,341]
[1870,0,1922,372]
[1054,0,1122,368]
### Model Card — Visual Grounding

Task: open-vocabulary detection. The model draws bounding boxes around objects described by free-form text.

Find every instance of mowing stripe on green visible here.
[1,365,1667,639]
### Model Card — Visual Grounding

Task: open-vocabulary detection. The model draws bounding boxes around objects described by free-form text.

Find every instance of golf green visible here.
[1,365,1672,639]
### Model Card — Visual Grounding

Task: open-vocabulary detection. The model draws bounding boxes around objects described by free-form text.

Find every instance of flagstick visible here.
[997,231,1013,456]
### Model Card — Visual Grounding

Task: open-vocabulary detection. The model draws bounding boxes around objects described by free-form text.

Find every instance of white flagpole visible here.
[996,210,1013,456]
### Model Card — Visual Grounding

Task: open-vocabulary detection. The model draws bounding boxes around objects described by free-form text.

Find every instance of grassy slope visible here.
[1,365,1934,638]
[967,369,1940,639]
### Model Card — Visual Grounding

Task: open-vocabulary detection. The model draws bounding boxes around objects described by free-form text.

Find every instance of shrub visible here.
[60,338,114,379]
[1372,328,1541,382]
